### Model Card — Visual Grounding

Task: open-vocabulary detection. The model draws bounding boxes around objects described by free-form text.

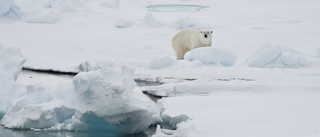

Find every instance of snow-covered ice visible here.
[185,47,236,66]
[1,0,320,136]
[149,55,176,69]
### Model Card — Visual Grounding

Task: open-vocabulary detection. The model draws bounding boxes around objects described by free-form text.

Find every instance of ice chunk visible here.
[115,19,135,28]
[143,12,162,28]
[184,47,237,66]
[73,66,162,133]
[171,17,208,30]
[247,45,282,68]
[0,0,20,19]
[78,60,114,72]
[73,66,136,107]
[0,46,26,80]
[160,114,190,130]
[2,65,161,134]
[171,17,195,30]
[1,84,76,129]
[247,45,312,68]
[0,46,26,116]
[0,0,14,15]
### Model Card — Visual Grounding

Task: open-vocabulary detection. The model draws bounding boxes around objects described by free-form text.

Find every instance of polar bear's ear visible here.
[210,31,213,33]
[200,31,203,33]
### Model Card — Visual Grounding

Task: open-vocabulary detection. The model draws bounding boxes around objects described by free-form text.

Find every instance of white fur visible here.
[172,29,213,60]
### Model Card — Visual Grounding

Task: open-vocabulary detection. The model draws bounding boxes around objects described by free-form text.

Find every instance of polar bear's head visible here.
[199,30,213,45]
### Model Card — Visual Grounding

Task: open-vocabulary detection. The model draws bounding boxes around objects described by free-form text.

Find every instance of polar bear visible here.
[172,29,213,60]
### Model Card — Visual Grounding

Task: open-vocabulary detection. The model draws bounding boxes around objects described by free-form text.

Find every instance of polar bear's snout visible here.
[204,34,208,38]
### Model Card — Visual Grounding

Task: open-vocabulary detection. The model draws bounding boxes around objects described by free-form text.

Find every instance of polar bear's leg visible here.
[176,50,185,60]
[172,46,184,60]
[172,44,185,60]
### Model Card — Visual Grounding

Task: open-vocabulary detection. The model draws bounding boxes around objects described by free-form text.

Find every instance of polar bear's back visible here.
[172,29,198,48]
[171,29,200,60]
[172,29,197,41]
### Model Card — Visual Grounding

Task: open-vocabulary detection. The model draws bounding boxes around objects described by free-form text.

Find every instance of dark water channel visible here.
[0,125,156,137]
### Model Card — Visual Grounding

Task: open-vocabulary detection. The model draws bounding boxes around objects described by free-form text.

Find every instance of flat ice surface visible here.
[1,0,320,136]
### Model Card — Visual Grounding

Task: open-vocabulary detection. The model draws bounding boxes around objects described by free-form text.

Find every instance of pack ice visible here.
[0,47,161,134]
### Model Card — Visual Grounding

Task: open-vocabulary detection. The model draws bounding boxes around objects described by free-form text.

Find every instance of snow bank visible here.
[184,47,236,66]
[0,46,26,117]
[246,45,315,68]
[1,66,162,134]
